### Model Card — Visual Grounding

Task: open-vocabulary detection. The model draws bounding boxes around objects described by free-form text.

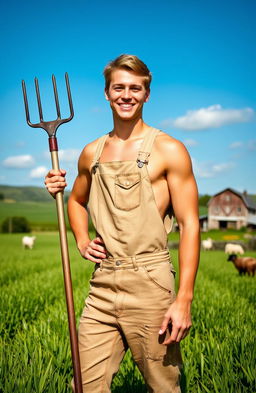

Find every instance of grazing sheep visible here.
[202,238,213,251]
[227,254,256,276]
[225,243,244,255]
[22,236,36,249]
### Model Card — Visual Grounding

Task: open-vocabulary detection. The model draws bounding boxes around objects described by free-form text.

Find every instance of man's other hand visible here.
[159,299,192,343]
[78,237,107,263]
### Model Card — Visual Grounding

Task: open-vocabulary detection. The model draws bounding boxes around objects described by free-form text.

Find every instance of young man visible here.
[45,54,200,393]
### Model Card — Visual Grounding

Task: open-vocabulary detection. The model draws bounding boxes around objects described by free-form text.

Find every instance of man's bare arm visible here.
[159,136,200,343]
[44,141,107,263]
[67,144,107,263]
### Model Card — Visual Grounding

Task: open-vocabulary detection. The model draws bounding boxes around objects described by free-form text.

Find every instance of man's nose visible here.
[121,88,132,100]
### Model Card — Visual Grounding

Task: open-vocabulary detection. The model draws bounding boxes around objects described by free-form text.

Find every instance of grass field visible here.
[1,233,255,393]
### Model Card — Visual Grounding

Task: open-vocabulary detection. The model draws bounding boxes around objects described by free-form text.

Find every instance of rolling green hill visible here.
[0,185,52,202]
[0,201,68,231]
[0,186,71,231]
[0,185,70,202]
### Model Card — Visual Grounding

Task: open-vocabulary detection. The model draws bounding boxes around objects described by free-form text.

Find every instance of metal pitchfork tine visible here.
[22,73,74,135]
[22,74,83,393]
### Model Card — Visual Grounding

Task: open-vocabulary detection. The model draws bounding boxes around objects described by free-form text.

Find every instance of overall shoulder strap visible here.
[138,127,174,233]
[90,134,109,172]
[137,128,160,168]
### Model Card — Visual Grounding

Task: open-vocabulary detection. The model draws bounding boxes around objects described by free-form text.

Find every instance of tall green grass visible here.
[0,233,255,392]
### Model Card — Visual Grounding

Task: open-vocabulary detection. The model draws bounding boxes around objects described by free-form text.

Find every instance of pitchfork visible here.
[22,74,83,393]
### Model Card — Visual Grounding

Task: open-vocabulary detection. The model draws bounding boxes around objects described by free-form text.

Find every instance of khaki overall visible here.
[78,128,182,393]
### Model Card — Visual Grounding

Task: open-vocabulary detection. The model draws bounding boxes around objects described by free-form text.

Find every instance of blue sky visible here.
[1,0,255,195]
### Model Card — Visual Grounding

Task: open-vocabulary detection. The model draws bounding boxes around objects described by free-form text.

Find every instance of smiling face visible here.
[105,68,150,122]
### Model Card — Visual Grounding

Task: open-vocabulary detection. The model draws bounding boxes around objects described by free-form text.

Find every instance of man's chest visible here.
[100,138,143,163]
[100,140,166,183]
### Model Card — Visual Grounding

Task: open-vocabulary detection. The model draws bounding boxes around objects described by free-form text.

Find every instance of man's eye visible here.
[132,88,141,92]
[114,87,122,91]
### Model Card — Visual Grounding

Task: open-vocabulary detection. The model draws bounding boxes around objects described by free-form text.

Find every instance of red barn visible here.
[207,188,256,230]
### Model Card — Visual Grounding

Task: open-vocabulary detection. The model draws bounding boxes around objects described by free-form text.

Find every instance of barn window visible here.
[225,195,231,202]
[237,207,241,213]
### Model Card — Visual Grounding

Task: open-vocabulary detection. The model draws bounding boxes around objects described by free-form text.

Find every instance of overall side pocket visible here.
[143,261,176,294]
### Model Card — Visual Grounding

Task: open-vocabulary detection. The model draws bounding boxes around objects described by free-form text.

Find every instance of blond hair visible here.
[103,54,152,91]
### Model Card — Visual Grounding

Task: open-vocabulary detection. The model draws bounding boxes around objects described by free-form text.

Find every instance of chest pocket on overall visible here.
[115,173,141,211]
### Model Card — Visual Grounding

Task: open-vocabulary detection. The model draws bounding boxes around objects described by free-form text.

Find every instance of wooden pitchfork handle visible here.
[22,74,83,393]
[50,137,83,393]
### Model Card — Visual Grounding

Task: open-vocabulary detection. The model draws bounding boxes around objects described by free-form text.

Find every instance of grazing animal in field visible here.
[227,254,256,276]
[22,236,36,250]
[225,243,244,255]
[202,238,213,251]
[243,233,253,240]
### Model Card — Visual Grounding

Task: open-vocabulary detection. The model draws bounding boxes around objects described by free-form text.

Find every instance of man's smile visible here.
[118,103,134,110]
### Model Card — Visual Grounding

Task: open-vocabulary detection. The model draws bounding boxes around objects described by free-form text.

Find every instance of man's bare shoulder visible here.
[155,130,190,163]
[78,136,104,171]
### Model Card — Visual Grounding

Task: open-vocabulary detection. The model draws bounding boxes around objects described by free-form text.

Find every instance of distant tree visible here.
[0,193,4,200]
[2,217,31,233]
[199,194,211,206]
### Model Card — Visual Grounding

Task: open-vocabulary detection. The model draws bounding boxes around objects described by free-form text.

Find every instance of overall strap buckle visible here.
[137,152,150,168]
[92,161,99,174]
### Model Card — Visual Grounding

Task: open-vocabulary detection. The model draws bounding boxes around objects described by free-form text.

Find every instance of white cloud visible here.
[30,166,48,178]
[229,141,244,149]
[44,148,80,162]
[162,105,255,131]
[192,158,235,179]
[229,139,256,151]
[183,138,198,147]
[59,149,80,162]
[212,162,235,173]
[3,155,35,168]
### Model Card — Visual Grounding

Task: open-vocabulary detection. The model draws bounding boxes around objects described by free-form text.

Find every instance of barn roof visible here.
[208,187,256,210]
